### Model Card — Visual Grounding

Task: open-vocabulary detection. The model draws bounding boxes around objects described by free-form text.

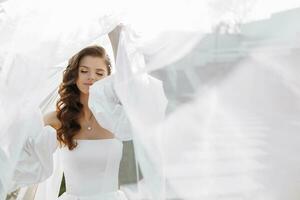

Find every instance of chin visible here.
[79,89,89,95]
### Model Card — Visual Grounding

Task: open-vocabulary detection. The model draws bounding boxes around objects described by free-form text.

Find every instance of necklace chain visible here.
[85,112,94,131]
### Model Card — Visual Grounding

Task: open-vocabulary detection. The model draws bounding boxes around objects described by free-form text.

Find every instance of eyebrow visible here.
[79,66,105,71]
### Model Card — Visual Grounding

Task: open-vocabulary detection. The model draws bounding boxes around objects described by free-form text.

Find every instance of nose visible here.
[87,72,96,81]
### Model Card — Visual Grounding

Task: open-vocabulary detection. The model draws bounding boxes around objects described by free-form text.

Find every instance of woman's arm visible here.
[43,111,61,130]
[9,111,59,192]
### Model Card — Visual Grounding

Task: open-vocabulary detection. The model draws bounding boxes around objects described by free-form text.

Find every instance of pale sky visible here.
[127,0,300,38]
[1,0,299,39]
[249,0,300,21]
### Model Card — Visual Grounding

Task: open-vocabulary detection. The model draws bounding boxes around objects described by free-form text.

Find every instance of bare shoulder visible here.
[43,111,61,130]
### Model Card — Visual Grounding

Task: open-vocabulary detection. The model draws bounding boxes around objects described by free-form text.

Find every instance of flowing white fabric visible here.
[88,76,133,142]
[1,0,300,200]
[10,124,57,190]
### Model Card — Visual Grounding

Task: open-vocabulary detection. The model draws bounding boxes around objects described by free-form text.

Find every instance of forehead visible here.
[79,56,107,70]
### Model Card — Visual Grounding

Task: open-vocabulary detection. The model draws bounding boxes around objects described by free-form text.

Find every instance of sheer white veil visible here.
[1,0,300,199]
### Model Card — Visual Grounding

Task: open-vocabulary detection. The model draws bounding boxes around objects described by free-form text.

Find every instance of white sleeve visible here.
[88,75,133,141]
[9,125,58,192]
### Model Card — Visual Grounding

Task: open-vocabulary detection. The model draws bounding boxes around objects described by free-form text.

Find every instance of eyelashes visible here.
[80,70,104,76]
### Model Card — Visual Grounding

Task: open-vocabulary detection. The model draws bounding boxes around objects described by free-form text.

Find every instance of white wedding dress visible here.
[10,76,132,200]
[58,138,127,200]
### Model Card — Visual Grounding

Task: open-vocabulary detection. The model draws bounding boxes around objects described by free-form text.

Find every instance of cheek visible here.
[76,74,85,88]
[77,73,86,82]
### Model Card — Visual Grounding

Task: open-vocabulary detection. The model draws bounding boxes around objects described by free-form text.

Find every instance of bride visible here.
[43,45,128,199]
[3,18,167,199]
[9,35,135,199]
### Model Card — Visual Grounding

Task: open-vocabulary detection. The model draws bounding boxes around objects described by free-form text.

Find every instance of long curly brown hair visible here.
[56,45,112,150]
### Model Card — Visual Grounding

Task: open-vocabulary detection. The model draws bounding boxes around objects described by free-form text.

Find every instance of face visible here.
[76,55,109,94]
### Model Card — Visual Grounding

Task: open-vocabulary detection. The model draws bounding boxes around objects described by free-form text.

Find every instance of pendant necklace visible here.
[86,112,94,131]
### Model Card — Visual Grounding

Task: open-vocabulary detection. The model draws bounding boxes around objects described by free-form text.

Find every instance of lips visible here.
[84,83,93,86]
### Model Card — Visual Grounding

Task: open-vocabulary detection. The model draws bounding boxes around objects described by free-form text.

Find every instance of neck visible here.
[80,93,92,120]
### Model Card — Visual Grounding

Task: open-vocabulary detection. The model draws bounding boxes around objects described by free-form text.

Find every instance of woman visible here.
[11,45,131,200]
[46,46,115,144]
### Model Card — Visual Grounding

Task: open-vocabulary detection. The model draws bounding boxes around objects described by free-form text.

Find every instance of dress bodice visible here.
[59,138,123,197]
